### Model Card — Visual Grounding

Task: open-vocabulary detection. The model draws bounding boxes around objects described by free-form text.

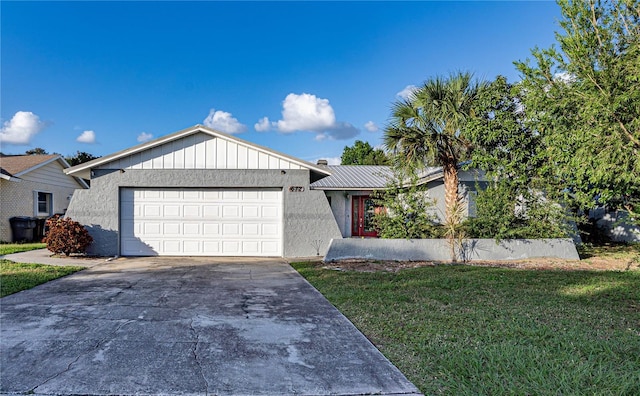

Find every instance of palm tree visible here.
[384,72,483,228]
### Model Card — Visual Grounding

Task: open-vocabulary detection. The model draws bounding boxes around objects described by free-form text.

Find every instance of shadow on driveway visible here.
[1,257,421,395]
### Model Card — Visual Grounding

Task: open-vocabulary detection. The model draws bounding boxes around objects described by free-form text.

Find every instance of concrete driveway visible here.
[1,257,420,395]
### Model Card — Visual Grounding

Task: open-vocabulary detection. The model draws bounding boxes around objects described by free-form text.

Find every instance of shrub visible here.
[463,181,572,240]
[373,168,441,239]
[43,216,93,256]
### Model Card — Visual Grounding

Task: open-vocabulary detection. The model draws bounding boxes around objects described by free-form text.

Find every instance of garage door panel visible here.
[222,205,239,218]
[121,188,282,256]
[203,241,220,254]
[203,205,220,218]
[243,223,259,235]
[144,223,161,235]
[163,223,180,235]
[222,241,240,254]
[262,223,279,236]
[203,223,220,235]
[222,223,240,235]
[162,190,181,199]
[183,205,200,217]
[163,240,181,254]
[144,190,161,199]
[261,241,280,254]
[261,206,279,218]
[164,205,181,217]
[242,206,259,218]
[144,205,161,217]
[183,223,200,234]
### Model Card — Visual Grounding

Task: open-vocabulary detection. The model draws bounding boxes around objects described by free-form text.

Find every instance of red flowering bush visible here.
[43,215,93,256]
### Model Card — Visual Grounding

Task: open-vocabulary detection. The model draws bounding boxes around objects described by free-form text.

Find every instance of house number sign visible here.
[289,186,305,192]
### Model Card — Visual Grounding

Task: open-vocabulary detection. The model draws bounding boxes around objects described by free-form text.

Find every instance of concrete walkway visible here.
[0,257,421,395]
[1,248,110,267]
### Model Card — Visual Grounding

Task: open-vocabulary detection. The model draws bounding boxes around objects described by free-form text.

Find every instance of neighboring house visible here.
[0,154,89,242]
[311,164,485,238]
[64,125,485,258]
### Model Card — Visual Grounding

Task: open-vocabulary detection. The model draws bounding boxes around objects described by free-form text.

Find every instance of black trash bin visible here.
[9,216,37,242]
[33,218,48,241]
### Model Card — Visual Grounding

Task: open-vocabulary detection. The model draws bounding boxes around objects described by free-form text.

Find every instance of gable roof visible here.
[0,154,60,176]
[310,165,393,190]
[0,154,89,188]
[65,124,332,180]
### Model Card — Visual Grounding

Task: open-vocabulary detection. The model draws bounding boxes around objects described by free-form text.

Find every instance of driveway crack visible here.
[29,319,135,394]
[189,318,210,395]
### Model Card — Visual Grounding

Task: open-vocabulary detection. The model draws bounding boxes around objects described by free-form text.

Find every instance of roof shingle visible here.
[0,154,60,176]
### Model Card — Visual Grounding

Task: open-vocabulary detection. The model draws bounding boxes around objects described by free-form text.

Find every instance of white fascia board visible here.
[0,173,22,182]
[65,124,332,178]
[14,155,62,177]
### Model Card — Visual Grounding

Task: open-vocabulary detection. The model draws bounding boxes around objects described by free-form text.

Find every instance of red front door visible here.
[352,196,378,237]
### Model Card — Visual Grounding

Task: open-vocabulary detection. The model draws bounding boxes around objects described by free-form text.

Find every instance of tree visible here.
[464,76,572,239]
[515,0,640,224]
[340,140,389,165]
[65,151,99,166]
[25,148,48,155]
[372,167,441,239]
[384,72,484,228]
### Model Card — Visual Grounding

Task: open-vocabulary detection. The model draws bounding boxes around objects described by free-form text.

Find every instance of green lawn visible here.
[292,262,640,395]
[0,242,47,256]
[0,260,85,297]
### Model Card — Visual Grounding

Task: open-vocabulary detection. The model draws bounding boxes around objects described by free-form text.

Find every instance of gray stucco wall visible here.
[324,190,374,237]
[65,169,342,257]
[324,238,580,262]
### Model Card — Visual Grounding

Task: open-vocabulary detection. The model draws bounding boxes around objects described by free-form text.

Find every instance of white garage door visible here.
[120,188,282,256]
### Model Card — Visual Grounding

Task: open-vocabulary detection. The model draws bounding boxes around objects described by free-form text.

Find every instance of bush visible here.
[464,181,571,240]
[43,216,93,256]
[373,168,441,239]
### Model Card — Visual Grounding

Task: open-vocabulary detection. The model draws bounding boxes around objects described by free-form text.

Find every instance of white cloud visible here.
[76,130,96,144]
[396,84,418,100]
[203,109,247,134]
[275,93,336,133]
[137,132,153,142]
[254,117,271,132]
[364,121,379,132]
[259,93,360,141]
[0,111,45,144]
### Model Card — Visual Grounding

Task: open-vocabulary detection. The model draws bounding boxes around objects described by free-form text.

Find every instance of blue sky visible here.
[1,1,561,164]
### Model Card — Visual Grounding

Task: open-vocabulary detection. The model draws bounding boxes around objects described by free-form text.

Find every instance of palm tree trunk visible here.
[443,162,459,226]
[443,161,462,262]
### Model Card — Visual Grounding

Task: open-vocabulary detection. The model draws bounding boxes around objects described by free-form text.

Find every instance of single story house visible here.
[0,154,89,242]
[311,164,484,238]
[64,125,483,257]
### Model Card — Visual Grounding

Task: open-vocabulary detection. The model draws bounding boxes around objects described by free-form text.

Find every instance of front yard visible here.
[292,253,640,395]
[0,243,84,297]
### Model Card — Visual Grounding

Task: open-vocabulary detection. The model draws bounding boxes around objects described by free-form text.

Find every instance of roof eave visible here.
[310,186,387,191]
[65,124,332,178]
[0,173,22,182]
[14,155,62,177]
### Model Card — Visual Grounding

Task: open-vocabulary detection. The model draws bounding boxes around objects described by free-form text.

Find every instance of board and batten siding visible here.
[97,133,305,171]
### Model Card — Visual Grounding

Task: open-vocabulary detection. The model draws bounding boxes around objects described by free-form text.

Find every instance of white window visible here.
[35,191,53,216]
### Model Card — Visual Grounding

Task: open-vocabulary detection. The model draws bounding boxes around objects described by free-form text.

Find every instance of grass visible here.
[578,242,640,260]
[292,261,640,395]
[0,242,47,256]
[0,260,84,297]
